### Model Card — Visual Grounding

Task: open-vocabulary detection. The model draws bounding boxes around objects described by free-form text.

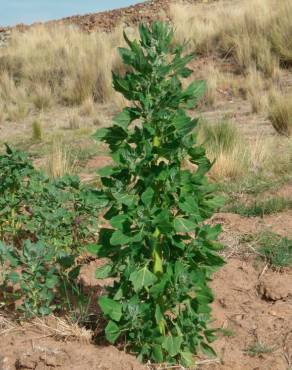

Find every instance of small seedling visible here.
[244,342,275,357]
[218,328,235,337]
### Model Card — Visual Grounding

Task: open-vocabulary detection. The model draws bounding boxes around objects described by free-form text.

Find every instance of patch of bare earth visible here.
[209,259,292,370]
[0,320,146,370]
[214,211,292,238]
[1,256,291,369]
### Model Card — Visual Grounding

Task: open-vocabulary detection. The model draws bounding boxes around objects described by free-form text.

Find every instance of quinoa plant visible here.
[92,22,224,366]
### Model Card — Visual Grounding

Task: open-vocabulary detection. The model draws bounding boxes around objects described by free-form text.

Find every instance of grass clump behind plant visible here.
[196,119,251,181]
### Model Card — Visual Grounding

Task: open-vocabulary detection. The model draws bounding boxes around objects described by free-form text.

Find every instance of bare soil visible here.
[1,211,292,370]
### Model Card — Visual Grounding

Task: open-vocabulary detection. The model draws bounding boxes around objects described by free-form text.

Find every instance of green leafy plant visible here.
[0,145,103,316]
[0,240,80,316]
[91,22,224,366]
[0,145,99,255]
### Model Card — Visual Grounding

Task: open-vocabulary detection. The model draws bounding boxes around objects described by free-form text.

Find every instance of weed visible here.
[91,22,224,366]
[32,120,43,141]
[225,197,292,217]
[197,120,250,181]
[218,328,235,337]
[257,232,292,267]
[244,341,275,357]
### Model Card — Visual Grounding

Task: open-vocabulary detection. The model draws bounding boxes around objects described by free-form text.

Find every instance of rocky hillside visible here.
[0,0,213,35]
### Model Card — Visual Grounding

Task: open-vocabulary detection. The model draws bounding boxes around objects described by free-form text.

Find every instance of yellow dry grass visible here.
[268,91,292,136]
[0,24,136,121]
[171,0,291,75]
[46,139,76,178]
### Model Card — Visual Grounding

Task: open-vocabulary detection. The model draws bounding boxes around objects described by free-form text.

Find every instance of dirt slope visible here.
[0,0,215,34]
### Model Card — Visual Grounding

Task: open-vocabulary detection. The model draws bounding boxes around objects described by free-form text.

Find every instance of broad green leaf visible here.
[7,271,19,284]
[105,321,121,343]
[201,342,217,358]
[204,329,217,343]
[181,351,194,367]
[129,266,157,292]
[110,214,128,230]
[162,336,183,357]
[97,166,115,177]
[110,230,131,246]
[112,193,136,207]
[92,128,108,141]
[152,345,163,362]
[99,296,122,321]
[174,217,197,233]
[95,264,112,279]
[141,187,154,206]
[113,109,132,130]
[86,244,102,255]
[113,108,139,130]
[46,275,59,289]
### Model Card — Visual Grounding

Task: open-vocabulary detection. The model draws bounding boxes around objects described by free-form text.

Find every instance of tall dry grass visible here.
[0,24,134,121]
[196,120,270,181]
[46,139,76,178]
[268,91,292,136]
[171,0,291,75]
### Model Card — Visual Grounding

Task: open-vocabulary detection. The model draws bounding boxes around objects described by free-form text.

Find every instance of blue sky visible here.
[0,1,142,27]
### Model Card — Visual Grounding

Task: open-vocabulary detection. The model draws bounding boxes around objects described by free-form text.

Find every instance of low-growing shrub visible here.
[0,145,102,316]
[0,240,80,316]
[0,145,98,254]
[91,22,224,366]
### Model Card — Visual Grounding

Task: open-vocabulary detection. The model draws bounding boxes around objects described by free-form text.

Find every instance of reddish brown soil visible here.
[1,255,291,370]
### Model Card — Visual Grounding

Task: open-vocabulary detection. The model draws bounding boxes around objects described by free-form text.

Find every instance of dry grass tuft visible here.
[32,316,93,343]
[0,314,17,336]
[244,67,268,113]
[31,85,54,111]
[32,120,43,141]
[197,120,270,181]
[79,96,96,117]
[268,91,292,136]
[46,139,76,178]
[68,110,81,130]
